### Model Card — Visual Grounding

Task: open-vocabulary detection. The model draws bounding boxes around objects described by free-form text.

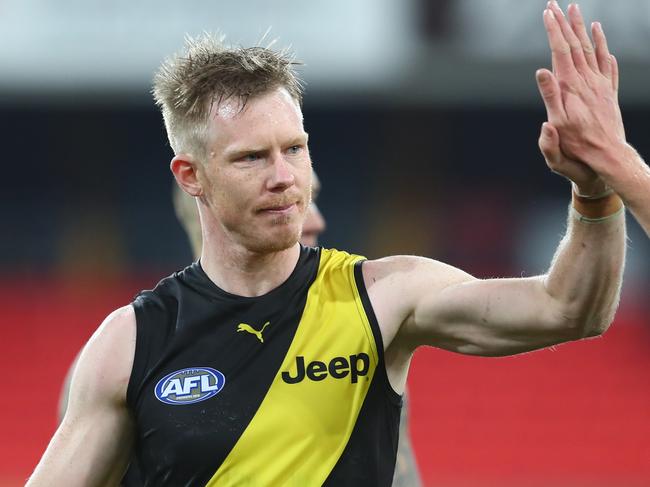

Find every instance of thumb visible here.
[538,122,561,165]
[535,69,565,121]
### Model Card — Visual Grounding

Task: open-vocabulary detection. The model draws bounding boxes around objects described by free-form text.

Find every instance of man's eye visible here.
[243,153,260,162]
[288,145,302,154]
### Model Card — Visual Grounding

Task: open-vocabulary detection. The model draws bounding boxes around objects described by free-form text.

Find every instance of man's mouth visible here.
[259,203,297,215]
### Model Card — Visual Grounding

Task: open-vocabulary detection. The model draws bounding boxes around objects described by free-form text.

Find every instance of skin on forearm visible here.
[605,146,650,237]
[543,205,626,337]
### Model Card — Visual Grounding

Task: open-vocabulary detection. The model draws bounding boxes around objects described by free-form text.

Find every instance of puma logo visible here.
[236,321,270,343]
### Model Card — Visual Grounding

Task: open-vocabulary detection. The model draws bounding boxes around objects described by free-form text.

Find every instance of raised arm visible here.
[537,2,650,236]
[363,199,624,392]
[364,3,627,393]
[27,305,136,487]
[366,195,625,359]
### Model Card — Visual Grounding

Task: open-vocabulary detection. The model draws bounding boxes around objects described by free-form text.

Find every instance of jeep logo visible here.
[282,353,370,384]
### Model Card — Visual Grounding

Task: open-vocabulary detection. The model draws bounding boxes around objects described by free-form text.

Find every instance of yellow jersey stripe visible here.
[206,249,378,486]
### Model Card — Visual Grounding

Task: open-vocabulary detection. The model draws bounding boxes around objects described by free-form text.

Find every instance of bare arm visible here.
[58,351,81,424]
[598,144,650,237]
[366,200,625,358]
[27,305,136,487]
[365,2,627,374]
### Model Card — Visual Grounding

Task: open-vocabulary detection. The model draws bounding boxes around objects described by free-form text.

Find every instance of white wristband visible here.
[571,205,625,224]
[571,182,614,200]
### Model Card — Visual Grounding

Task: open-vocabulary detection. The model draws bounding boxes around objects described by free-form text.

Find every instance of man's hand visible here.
[536,2,627,195]
[537,121,604,195]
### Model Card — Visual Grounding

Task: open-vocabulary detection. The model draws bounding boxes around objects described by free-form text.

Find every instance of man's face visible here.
[201,87,312,253]
[300,172,326,247]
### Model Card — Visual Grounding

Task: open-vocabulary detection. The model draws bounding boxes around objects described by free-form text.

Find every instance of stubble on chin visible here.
[247,229,300,253]
[246,215,303,253]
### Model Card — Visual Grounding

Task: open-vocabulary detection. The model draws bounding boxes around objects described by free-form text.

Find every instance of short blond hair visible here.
[153,33,303,162]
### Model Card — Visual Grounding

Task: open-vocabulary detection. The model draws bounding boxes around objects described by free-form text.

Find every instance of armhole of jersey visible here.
[126,297,146,410]
[353,260,402,405]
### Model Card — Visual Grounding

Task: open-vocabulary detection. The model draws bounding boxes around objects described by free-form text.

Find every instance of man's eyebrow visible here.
[287,133,309,146]
[224,133,309,160]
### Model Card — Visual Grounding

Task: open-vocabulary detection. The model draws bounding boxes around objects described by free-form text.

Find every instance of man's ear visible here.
[171,154,203,197]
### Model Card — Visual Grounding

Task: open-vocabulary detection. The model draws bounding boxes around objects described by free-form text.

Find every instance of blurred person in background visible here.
[537,3,650,238]
[29,3,627,485]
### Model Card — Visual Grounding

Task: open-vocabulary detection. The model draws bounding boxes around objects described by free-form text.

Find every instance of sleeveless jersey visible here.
[126,246,401,486]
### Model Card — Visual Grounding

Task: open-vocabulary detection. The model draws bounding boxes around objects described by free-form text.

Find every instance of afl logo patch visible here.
[154,367,225,405]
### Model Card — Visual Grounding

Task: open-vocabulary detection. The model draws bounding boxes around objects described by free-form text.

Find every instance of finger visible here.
[547,2,590,75]
[539,122,562,166]
[545,3,558,74]
[567,3,599,72]
[591,21,612,78]
[536,69,566,122]
[543,8,578,81]
[611,54,619,94]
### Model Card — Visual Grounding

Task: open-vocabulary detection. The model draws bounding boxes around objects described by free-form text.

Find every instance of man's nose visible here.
[266,153,296,191]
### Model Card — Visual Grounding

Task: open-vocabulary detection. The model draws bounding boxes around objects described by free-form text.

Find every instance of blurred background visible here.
[1,0,649,486]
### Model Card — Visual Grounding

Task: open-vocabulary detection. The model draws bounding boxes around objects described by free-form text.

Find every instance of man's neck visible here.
[199,239,301,298]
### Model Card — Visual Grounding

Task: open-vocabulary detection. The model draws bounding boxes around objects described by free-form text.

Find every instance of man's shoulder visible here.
[362,255,470,283]
[360,255,475,314]
[103,305,136,332]
[88,305,136,364]
[315,252,441,293]
[318,247,366,267]
[69,305,136,407]
[361,255,430,282]
[136,262,198,297]
[131,262,202,313]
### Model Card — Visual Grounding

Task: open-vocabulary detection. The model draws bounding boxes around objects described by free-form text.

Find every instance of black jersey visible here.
[126,246,401,486]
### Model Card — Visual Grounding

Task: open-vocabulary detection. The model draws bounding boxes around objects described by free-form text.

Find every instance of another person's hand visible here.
[536,2,626,195]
